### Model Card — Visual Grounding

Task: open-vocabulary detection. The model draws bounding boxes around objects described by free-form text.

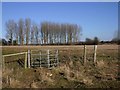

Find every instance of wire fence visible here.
[2,45,98,69]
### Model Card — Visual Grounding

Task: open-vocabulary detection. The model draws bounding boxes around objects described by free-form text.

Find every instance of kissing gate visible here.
[2,45,97,69]
[25,50,59,69]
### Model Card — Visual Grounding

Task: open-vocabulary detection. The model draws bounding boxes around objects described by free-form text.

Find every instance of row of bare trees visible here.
[5,18,81,45]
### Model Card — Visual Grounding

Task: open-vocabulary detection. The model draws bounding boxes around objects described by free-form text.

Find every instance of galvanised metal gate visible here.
[30,50,59,68]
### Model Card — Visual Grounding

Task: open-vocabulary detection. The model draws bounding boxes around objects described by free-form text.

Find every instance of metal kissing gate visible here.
[25,50,59,69]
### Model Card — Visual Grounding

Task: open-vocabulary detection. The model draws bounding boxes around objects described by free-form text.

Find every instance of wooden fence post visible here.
[94,45,97,64]
[28,50,31,68]
[56,50,59,65]
[47,50,50,68]
[25,52,27,69]
[7,75,9,84]
[2,56,5,70]
[39,50,41,67]
[84,45,87,65]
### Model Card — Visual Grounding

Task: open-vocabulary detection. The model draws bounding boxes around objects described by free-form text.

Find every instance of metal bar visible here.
[50,63,57,66]
[31,54,47,56]
[49,55,55,57]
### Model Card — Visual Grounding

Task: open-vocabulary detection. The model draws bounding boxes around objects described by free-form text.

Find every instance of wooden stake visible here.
[7,76,8,84]
[84,45,87,65]
[2,56,5,70]
[56,50,59,65]
[25,52,27,69]
[28,50,31,68]
[39,50,41,67]
[47,50,50,68]
[94,45,97,64]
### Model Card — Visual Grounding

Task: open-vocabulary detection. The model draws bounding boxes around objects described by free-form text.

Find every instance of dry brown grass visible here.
[2,44,120,88]
[2,45,118,54]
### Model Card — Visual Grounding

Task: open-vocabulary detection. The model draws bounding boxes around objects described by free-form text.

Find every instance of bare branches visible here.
[5,20,16,45]
[40,22,81,45]
[5,19,82,45]
[25,18,31,45]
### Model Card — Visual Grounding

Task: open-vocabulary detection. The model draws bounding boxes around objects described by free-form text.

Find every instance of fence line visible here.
[2,52,27,69]
[83,45,97,64]
[3,52,27,57]
[2,45,97,69]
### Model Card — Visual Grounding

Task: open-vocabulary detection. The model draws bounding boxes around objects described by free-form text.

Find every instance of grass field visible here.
[2,45,120,88]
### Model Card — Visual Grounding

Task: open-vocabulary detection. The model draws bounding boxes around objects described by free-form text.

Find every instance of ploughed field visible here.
[2,45,120,88]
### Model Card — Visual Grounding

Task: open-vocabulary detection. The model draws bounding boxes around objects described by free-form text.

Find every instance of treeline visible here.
[1,37,119,46]
[5,18,81,45]
[80,37,119,45]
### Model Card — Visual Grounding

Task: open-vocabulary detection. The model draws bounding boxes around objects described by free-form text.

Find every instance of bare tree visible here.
[5,19,82,45]
[30,25,35,44]
[41,22,45,44]
[41,22,50,44]
[18,19,24,45]
[14,23,19,44]
[5,20,16,45]
[25,18,31,45]
[33,23,39,44]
